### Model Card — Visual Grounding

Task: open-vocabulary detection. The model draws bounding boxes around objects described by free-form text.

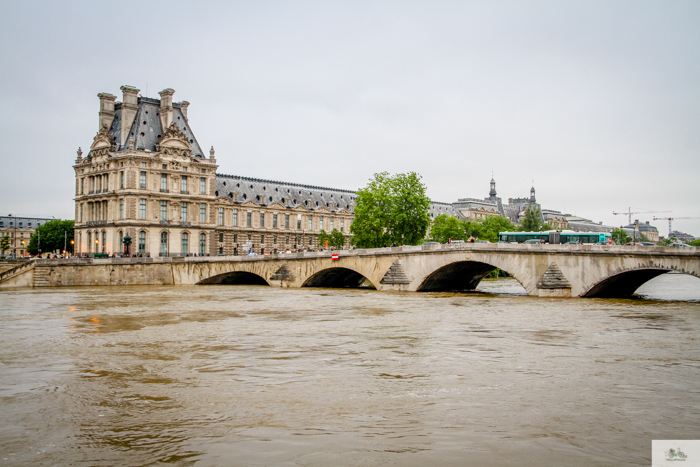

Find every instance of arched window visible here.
[87,232,92,253]
[138,231,146,253]
[160,232,168,255]
[199,233,206,255]
[101,231,106,253]
[118,231,123,253]
[181,232,189,254]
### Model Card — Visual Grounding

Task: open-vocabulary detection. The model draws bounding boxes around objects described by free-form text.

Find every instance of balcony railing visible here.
[85,221,107,226]
[160,188,170,193]
[180,190,190,195]
[180,221,191,227]
[160,220,171,225]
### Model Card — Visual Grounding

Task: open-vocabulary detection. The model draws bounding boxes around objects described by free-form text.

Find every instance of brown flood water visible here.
[0,274,699,466]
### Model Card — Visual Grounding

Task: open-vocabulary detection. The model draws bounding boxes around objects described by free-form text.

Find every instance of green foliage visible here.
[27,220,74,255]
[317,230,331,248]
[479,216,518,243]
[330,229,346,249]
[612,228,631,245]
[350,172,430,248]
[689,239,700,247]
[657,237,678,246]
[520,205,543,232]
[429,214,466,243]
[0,233,9,256]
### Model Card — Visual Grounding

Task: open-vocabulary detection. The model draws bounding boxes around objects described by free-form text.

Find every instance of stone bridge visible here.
[1,243,698,298]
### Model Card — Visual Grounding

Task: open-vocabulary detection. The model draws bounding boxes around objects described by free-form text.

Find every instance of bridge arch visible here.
[197,271,269,286]
[302,266,375,289]
[581,267,700,298]
[416,259,526,293]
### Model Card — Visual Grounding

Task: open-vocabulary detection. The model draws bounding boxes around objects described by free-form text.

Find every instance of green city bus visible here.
[498,230,612,244]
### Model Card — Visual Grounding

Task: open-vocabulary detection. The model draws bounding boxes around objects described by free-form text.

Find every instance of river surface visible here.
[1,274,699,466]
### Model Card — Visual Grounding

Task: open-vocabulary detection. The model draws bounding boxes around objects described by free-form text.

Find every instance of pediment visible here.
[315,206,331,213]
[336,208,350,215]
[292,205,309,212]
[267,201,286,209]
[241,200,260,208]
[215,197,235,205]
[156,122,192,156]
[89,125,116,154]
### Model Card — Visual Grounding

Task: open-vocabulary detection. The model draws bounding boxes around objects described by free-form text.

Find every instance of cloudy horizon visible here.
[1,1,698,236]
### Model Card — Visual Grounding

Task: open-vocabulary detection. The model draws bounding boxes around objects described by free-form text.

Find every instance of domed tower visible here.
[530,185,536,203]
[489,177,497,198]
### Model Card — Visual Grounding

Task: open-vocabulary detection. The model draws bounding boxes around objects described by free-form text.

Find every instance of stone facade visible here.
[0,216,57,257]
[74,87,356,257]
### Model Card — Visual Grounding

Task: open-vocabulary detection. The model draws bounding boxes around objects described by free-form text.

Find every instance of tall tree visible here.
[27,220,74,255]
[611,228,631,245]
[479,216,518,242]
[350,172,430,248]
[520,205,543,231]
[330,229,346,249]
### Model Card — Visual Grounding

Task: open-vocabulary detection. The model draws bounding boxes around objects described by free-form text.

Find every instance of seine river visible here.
[1,275,699,466]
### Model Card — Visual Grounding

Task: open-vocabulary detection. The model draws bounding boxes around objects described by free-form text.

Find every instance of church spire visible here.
[489,172,497,198]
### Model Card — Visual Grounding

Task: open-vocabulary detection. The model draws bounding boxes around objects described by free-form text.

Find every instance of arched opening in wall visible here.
[302,267,374,289]
[583,269,700,299]
[417,261,525,294]
[198,271,269,286]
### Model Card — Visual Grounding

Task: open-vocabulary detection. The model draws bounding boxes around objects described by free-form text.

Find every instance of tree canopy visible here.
[611,228,631,245]
[428,214,518,243]
[317,229,346,249]
[520,205,544,232]
[350,172,430,248]
[0,234,9,256]
[429,214,466,243]
[27,220,74,255]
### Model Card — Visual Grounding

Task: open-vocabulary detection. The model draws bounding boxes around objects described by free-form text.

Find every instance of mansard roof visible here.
[215,174,357,213]
[105,98,205,157]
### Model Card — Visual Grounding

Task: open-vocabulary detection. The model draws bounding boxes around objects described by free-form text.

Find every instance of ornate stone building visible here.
[0,216,58,257]
[74,86,356,256]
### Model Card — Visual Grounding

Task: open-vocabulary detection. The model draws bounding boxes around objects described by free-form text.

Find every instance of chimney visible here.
[97,92,116,130]
[158,88,175,130]
[120,85,140,150]
[180,100,190,119]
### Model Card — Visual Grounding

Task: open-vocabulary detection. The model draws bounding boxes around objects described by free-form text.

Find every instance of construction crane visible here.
[612,207,671,225]
[653,216,700,239]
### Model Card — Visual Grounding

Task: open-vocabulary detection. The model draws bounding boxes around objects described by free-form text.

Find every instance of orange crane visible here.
[612,207,671,225]
[653,216,700,239]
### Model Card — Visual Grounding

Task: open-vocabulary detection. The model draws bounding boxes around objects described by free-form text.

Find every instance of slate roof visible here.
[215,174,358,213]
[105,98,205,157]
[0,216,57,229]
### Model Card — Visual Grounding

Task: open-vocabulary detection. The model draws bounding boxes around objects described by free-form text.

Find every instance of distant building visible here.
[668,230,695,243]
[0,215,58,257]
[622,220,660,242]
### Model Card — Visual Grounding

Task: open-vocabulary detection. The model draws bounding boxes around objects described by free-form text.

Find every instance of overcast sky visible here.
[1,1,698,236]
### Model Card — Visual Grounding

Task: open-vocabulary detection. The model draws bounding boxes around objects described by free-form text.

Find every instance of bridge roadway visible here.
[1,243,698,298]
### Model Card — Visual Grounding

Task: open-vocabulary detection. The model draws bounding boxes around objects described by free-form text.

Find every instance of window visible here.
[320,216,324,231]
[141,162,147,168]
[218,207,223,226]
[162,164,167,170]
[139,199,146,219]
[232,209,238,226]
[87,232,92,252]
[261,235,265,245]
[160,201,167,220]
[297,214,301,230]
[341,218,345,232]
[199,233,206,255]
[308,215,312,231]
[139,231,146,253]
[330,217,334,231]
[181,175,188,193]
[182,167,187,172]
[181,202,188,222]
[160,232,168,255]
[120,171,124,189]
[260,212,265,228]
[219,232,223,242]
[118,231,123,253]
[181,233,188,254]
[80,178,84,194]
[273,213,278,228]
[101,232,106,252]
[119,199,124,219]
[273,235,277,245]
[247,211,252,227]
[201,169,206,174]
[140,171,146,189]
[200,203,206,223]
[285,214,289,229]
[200,177,206,194]
[161,174,167,191]
[285,235,289,244]
[234,233,238,243]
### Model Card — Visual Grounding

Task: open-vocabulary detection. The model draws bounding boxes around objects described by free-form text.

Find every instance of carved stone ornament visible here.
[89,125,116,157]
[156,122,192,158]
